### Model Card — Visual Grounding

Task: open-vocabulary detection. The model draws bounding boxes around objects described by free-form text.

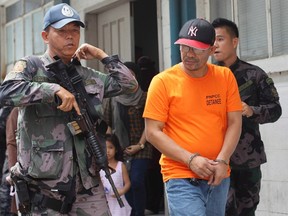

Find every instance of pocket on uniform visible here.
[28,140,64,179]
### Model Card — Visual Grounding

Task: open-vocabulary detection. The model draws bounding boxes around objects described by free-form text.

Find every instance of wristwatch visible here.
[138,142,145,150]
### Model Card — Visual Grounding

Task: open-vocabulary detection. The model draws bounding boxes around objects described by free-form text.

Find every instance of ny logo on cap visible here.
[187,26,198,37]
[62,5,74,17]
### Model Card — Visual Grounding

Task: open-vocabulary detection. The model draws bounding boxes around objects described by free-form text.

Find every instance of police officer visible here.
[0,3,137,216]
[212,18,282,216]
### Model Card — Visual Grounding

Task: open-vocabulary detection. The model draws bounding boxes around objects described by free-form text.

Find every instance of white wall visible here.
[256,71,288,216]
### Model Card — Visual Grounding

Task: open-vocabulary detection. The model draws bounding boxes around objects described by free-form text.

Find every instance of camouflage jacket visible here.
[0,106,13,183]
[225,58,282,169]
[0,52,137,191]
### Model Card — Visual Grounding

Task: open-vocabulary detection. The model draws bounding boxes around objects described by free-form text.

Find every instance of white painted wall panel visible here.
[257,72,288,215]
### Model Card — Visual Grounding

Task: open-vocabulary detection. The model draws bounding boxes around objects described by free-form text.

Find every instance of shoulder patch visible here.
[12,60,27,73]
[266,77,274,85]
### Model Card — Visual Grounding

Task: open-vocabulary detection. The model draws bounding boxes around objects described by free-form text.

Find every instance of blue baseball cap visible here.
[43,3,85,30]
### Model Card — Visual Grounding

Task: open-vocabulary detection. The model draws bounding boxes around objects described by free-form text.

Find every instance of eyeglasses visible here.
[180,45,208,55]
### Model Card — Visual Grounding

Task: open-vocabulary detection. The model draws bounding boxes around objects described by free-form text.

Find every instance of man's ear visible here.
[209,45,216,55]
[41,31,49,44]
[233,37,239,49]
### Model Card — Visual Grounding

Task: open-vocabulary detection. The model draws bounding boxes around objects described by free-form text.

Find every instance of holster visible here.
[12,176,31,214]
[12,174,75,214]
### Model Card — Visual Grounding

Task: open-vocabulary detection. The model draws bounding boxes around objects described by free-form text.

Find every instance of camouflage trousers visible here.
[225,166,261,216]
[0,177,12,216]
[30,173,111,216]
[0,158,14,216]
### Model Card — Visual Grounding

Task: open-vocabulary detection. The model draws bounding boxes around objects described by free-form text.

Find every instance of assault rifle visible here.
[47,57,124,208]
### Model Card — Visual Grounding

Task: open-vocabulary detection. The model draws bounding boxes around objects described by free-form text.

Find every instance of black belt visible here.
[30,191,75,214]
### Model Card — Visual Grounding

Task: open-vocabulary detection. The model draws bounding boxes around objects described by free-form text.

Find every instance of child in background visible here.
[100,134,132,216]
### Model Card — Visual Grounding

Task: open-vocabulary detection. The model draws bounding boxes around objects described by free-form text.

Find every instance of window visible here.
[15,19,24,61]
[6,24,14,65]
[271,1,288,56]
[33,10,44,54]
[24,15,33,56]
[210,0,232,21]
[210,0,287,61]
[237,0,268,60]
[4,2,53,73]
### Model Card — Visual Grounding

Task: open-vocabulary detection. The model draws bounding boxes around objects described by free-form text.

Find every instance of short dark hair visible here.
[212,18,239,38]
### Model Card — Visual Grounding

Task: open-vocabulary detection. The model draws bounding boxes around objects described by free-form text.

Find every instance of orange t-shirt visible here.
[143,63,242,182]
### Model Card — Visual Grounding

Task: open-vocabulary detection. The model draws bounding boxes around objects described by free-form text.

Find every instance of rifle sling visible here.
[66,62,100,122]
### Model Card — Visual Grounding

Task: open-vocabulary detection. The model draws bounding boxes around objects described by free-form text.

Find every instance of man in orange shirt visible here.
[143,18,242,216]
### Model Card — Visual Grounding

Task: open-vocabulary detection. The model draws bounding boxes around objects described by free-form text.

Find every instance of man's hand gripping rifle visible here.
[47,57,124,208]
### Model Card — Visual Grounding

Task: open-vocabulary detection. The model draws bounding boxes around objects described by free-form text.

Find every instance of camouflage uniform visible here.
[0,52,137,216]
[221,58,282,216]
[0,106,13,183]
[0,106,14,216]
[0,154,12,216]
[0,110,6,183]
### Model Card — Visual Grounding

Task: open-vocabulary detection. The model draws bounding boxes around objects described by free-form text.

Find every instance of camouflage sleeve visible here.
[250,71,282,124]
[0,106,13,180]
[102,98,112,127]
[0,106,13,128]
[0,57,61,107]
[102,55,138,97]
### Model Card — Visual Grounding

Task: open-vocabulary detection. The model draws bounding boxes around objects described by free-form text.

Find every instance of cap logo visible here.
[61,5,74,17]
[187,26,198,37]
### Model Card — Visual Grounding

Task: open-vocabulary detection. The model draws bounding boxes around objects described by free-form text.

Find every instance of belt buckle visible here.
[189,178,200,186]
